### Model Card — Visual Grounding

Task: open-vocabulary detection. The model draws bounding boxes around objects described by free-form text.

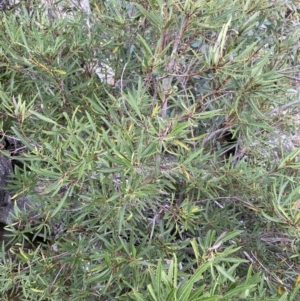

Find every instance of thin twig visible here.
[267,98,300,115]
[149,214,157,244]
[201,125,232,145]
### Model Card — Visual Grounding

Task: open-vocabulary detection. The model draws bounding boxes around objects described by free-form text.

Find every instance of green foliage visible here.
[0,0,300,300]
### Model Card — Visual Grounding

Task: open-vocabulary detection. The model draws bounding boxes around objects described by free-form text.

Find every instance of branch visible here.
[266,98,300,115]
[201,125,232,145]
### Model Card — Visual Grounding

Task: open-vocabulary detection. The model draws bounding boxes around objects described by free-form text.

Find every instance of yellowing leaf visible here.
[29,58,50,72]
[191,206,200,213]
[180,166,190,180]
[245,204,260,212]
[190,238,199,263]
[295,212,300,222]
[185,133,207,141]
[174,139,189,151]
[19,249,30,263]
[94,3,101,13]
[53,69,66,75]
[151,103,160,118]
[293,199,300,210]
[30,288,44,293]
[126,212,133,221]
[113,46,120,53]
[295,275,300,286]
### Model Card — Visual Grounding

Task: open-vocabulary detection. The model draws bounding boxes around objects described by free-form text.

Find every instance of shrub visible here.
[0,0,300,300]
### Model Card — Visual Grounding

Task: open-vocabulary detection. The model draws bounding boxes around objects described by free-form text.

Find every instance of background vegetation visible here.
[0,0,300,300]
